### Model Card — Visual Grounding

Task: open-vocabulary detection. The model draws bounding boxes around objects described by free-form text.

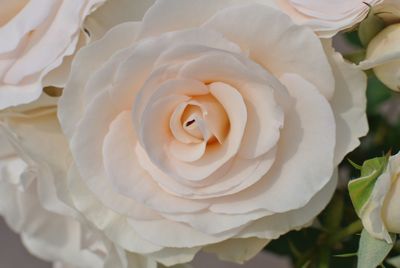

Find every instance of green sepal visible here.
[357,229,395,268]
[358,7,386,47]
[348,155,389,217]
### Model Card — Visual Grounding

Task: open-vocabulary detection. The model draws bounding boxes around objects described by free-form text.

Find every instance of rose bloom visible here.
[0,96,156,268]
[58,0,368,266]
[0,0,106,109]
[273,0,382,37]
[357,152,400,243]
[359,1,400,91]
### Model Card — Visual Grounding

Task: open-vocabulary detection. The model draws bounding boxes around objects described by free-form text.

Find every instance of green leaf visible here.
[358,8,386,47]
[348,158,363,170]
[348,155,389,216]
[334,253,358,258]
[387,255,400,267]
[288,240,301,258]
[357,229,395,268]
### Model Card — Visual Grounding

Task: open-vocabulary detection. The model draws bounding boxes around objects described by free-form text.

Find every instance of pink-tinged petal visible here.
[170,102,203,144]
[137,142,276,199]
[179,51,287,159]
[169,140,207,162]
[103,111,208,213]
[211,74,336,214]
[202,4,334,99]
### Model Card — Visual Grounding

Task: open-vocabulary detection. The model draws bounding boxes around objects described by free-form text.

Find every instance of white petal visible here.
[84,0,155,41]
[68,165,163,254]
[59,22,139,138]
[204,238,269,264]
[324,41,368,164]
[103,111,208,213]
[211,74,336,214]
[138,0,236,39]
[237,172,337,239]
[202,3,334,99]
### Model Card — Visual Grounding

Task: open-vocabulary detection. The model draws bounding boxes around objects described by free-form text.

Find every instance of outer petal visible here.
[84,0,155,41]
[204,238,269,264]
[274,0,382,37]
[202,3,335,99]
[324,41,368,165]
[59,21,139,138]
[237,171,337,239]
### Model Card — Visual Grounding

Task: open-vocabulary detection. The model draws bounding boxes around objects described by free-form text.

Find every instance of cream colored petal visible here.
[68,165,163,254]
[127,218,235,248]
[211,74,336,214]
[137,142,276,199]
[84,0,155,41]
[59,22,139,138]
[202,3,334,99]
[69,89,164,218]
[0,0,56,53]
[179,52,286,159]
[138,0,236,39]
[103,111,208,213]
[4,0,84,84]
[162,209,272,235]
[324,41,368,165]
[276,0,381,37]
[147,247,201,267]
[204,238,269,264]
[170,102,202,144]
[169,140,207,163]
[138,81,247,184]
[237,171,337,239]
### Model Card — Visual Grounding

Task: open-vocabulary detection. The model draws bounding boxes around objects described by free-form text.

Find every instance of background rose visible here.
[359,1,400,91]
[349,152,400,243]
[59,0,368,266]
[0,0,107,109]
[273,0,382,37]
[0,96,156,268]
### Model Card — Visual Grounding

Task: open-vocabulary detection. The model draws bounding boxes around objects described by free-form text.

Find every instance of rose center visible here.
[170,93,230,146]
[0,0,29,27]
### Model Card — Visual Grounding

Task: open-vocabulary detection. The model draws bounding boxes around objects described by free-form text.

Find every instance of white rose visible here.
[364,24,400,91]
[350,152,400,243]
[59,0,368,266]
[273,0,382,37]
[359,0,400,92]
[382,154,400,235]
[0,96,155,268]
[0,0,106,109]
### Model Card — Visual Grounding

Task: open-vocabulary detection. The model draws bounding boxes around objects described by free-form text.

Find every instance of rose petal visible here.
[324,41,368,164]
[202,3,334,99]
[211,74,336,214]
